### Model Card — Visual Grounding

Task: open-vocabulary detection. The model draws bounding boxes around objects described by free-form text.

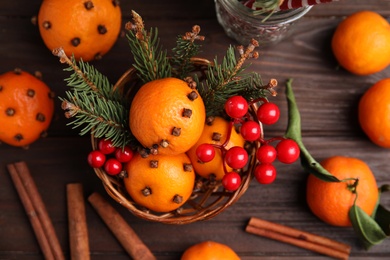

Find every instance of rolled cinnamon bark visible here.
[88,192,156,260]
[248,217,351,254]
[13,161,65,260]
[7,163,55,260]
[67,183,90,260]
[246,217,351,260]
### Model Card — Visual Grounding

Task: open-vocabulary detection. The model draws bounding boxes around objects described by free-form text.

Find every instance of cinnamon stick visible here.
[88,192,156,260]
[13,161,65,260]
[246,217,350,260]
[249,217,351,253]
[67,183,90,260]
[7,164,55,260]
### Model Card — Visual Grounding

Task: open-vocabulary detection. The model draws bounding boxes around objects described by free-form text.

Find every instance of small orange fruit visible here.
[129,77,206,155]
[123,152,195,213]
[0,69,55,147]
[187,116,245,180]
[358,78,390,148]
[306,156,379,227]
[331,10,390,75]
[37,0,122,61]
[181,241,240,260]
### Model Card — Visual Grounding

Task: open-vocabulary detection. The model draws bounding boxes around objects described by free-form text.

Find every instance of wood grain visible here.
[1,0,390,259]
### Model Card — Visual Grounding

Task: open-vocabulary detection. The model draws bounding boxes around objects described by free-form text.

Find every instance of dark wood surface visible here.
[1,0,390,259]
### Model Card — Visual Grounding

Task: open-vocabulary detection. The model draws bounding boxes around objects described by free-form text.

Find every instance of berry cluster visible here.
[87,139,134,176]
[196,95,300,191]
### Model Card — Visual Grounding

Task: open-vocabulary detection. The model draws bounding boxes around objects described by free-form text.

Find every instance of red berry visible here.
[276,139,300,164]
[256,144,277,164]
[222,172,242,191]
[114,146,134,163]
[98,139,116,154]
[240,120,261,141]
[87,150,106,168]
[257,102,280,125]
[196,143,216,163]
[224,96,248,119]
[225,146,248,169]
[254,163,277,184]
[104,158,123,175]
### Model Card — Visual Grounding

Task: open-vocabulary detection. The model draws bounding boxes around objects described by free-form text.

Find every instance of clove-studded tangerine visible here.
[129,77,206,155]
[37,0,122,61]
[123,152,195,212]
[0,69,55,147]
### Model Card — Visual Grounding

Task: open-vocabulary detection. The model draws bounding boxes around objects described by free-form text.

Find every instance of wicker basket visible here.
[91,58,262,224]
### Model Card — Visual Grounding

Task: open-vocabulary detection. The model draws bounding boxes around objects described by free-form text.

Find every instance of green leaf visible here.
[374,185,390,235]
[375,205,390,236]
[284,79,340,182]
[349,204,387,249]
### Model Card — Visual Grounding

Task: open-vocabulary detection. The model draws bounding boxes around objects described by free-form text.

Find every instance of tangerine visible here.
[123,152,195,213]
[37,0,122,61]
[129,77,206,155]
[331,10,390,75]
[358,78,390,148]
[306,156,379,227]
[181,241,240,260]
[186,116,245,180]
[0,69,55,147]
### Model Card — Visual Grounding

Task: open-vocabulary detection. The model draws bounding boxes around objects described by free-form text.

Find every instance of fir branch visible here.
[53,47,133,148]
[53,48,121,102]
[125,10,171,83]
[171,25,205,79]
[60,91,132,148]
[198,40,276,116]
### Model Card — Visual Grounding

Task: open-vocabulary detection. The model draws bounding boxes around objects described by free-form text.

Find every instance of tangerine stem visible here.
[341,178,359,194]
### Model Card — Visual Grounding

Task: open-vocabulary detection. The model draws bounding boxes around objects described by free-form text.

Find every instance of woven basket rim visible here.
[91,57,261,224]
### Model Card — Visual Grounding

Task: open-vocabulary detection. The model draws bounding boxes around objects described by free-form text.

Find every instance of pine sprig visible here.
[125,11,171,83]
[197,40,277,116]
[53,49,120,102]
[60,92,132,147]
[171,25,204,79]
[63,57,121,102]
[53,47,132,148]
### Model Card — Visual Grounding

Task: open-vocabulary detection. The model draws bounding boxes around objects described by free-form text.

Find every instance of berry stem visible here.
[221,121,235,148]
[249,97,268,106]
[259,136,285,145]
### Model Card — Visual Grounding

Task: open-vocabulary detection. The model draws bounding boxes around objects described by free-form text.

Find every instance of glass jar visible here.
[215,0,312,47]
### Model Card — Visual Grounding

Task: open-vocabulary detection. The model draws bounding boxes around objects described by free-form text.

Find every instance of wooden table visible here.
[1,0,390,259]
